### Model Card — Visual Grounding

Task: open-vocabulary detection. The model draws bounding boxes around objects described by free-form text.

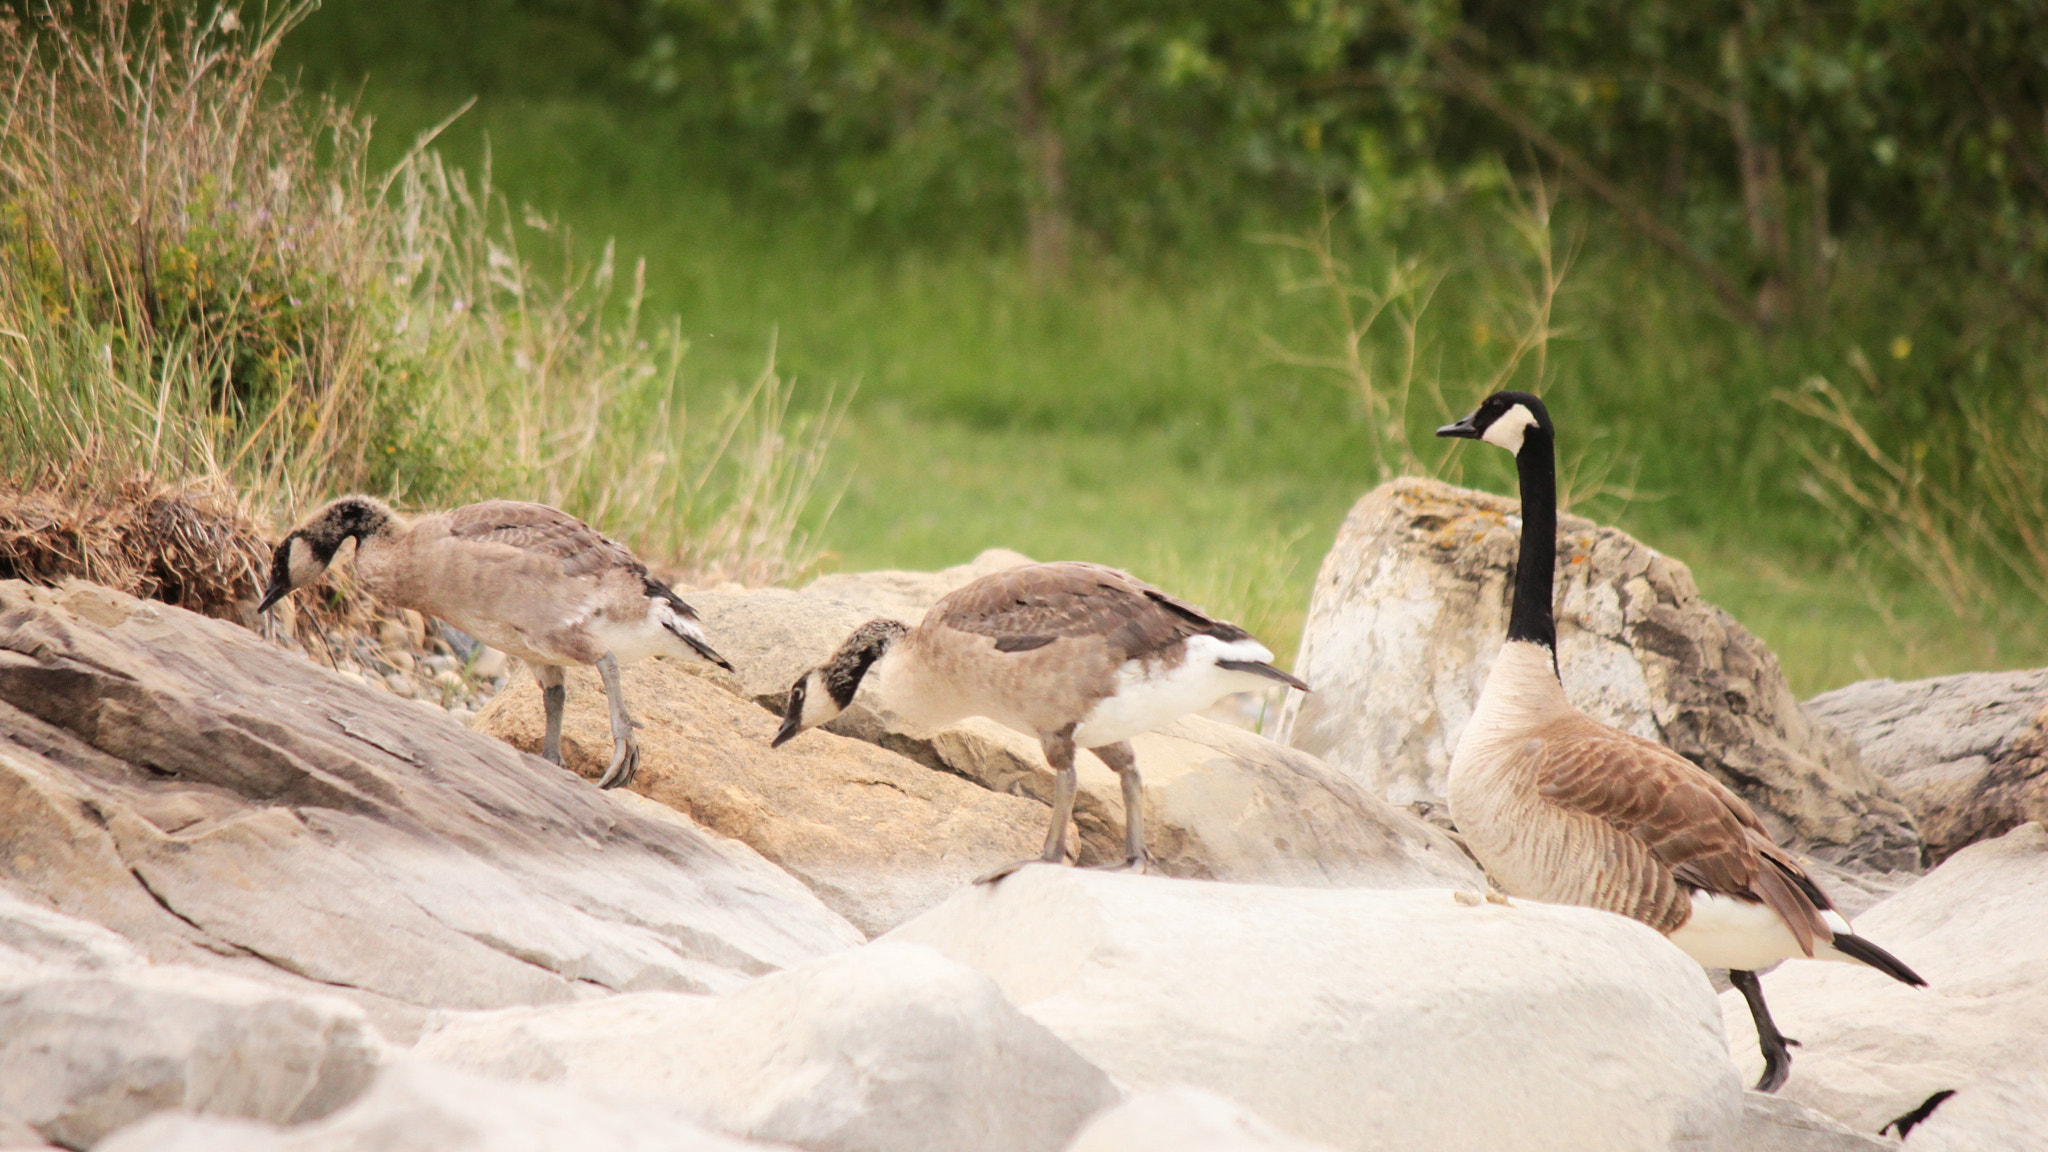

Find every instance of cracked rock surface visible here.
[1277,478,1922,873]
[0,579,863,1041]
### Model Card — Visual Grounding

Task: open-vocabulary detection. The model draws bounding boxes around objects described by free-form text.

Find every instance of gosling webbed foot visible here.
[1085,852,1150,875]
[597,731,639,790]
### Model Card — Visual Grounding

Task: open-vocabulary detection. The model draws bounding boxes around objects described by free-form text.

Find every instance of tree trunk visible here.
[1013,0,1071,282]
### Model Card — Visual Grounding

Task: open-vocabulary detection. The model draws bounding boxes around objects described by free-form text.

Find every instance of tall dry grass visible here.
[0,0,840,610]
[1782,359,2048,631]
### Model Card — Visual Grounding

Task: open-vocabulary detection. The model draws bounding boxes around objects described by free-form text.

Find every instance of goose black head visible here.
[772,618,909,748]
[257,495,395,612]
[1436,391,1553,456]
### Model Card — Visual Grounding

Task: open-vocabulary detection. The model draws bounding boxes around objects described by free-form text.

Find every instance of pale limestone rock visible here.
[1808,669,2048,863]
[802,548,1036,619]
[415,942,1118,1152]
[1278,478,1919,872]
[1732,1094,1897,1152]
[886,867,1743,1152]
[474,660,1046,936]
[1066,1088,1342,1152]
[0,580,862,1037]
[0,962,379,1150]
[1722,823,2048,1136]
[93,1060,786,1152]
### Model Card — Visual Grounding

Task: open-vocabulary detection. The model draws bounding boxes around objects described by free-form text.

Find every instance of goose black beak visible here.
[256,579,290,614]
[771,704,805,749]
[1436,413,1482,439]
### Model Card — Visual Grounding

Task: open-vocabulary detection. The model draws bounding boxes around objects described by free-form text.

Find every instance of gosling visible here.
[257,495,733,788]
[771,561,1308,879]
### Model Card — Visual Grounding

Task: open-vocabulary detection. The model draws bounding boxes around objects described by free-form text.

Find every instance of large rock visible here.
[0,580,862,1035]
[1808,669,2048,864]
[0,947,379,1149]
[916,715,1480,886]
[474,660,1047,936]
[1730,1094,1895,1152]
[1066,1088,1341,1152]
[1722,822,2048,1139]
[94,1060,785,1152]
[801,549,1036,620]
[681,580,1479,892]
[415,941,1118,1152]
[1277,478,1920,872]
[886,867,1742,1152]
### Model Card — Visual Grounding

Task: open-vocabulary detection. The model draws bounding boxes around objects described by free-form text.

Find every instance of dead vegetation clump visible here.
[0,477,374,640]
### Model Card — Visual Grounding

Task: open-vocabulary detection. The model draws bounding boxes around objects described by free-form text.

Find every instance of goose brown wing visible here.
[932,562,1248,661]
[444,501,644,581]
[1531,716,1824,950]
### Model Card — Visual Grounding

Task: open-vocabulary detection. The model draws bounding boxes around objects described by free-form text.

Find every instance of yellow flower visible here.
[1890,335,1912,360]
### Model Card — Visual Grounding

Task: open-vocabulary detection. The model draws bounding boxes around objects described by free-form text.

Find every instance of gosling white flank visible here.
[257,495,734,788]
[1436,390,1924,1093]
[770,561,1309,879]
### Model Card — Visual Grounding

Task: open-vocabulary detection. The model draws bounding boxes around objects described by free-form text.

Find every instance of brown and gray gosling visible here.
[771,561,1309,880]
[257,495,733,788]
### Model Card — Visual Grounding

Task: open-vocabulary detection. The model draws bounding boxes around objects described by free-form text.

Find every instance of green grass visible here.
[279,35,2048,696]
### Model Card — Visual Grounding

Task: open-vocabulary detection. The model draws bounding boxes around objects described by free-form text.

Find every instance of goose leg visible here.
[1730,968,1800,1093]
[977,725,1078,884]
[536,664,567,768]
[1088,741,1148,872]
[593,653,641,790]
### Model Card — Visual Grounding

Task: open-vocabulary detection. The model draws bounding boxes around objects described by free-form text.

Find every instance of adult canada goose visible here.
[1435,391,1924,1093]
[771,561,1309,878]
[257,496,733,789]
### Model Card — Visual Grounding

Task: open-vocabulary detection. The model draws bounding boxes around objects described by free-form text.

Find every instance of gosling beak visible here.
[771,704,805,749]
[256,578,290,614]
[1436,412,1482,439]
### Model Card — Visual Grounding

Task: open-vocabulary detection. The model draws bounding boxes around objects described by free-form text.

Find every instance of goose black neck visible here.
[1507,427,1558,650]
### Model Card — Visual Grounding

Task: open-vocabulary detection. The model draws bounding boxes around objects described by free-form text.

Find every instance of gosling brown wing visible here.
[932,562,1248,663]
[445,501,644,581]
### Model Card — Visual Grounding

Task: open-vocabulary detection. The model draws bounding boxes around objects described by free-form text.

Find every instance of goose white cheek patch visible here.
[1481,404,1539,453]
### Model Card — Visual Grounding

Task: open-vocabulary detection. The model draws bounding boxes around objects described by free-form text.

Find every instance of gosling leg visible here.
[536,664,567,769]
[978,724,1078,884]
[1089,741,1148,872]
[593,653,641,790]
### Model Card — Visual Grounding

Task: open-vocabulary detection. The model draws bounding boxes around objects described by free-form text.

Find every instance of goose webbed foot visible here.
[1730,968,1801,1093]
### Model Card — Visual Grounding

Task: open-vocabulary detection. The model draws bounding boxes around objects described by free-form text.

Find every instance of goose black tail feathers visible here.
[1831,932,1927,987]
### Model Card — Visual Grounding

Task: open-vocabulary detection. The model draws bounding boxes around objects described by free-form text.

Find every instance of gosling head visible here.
[257,495,396,612]
[772,618,909,748]
[1436,390,1552,456]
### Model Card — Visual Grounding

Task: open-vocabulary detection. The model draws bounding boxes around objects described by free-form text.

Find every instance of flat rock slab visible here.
[1278,478,1920,872]
[415,942,1118,1152]
[1808,669,2048,863]
[93,1060,789,1152]
[1722,822,2048,1141]
[473,660,1047,936]
[0,580,861,1031]
[886,867,1743,1152]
